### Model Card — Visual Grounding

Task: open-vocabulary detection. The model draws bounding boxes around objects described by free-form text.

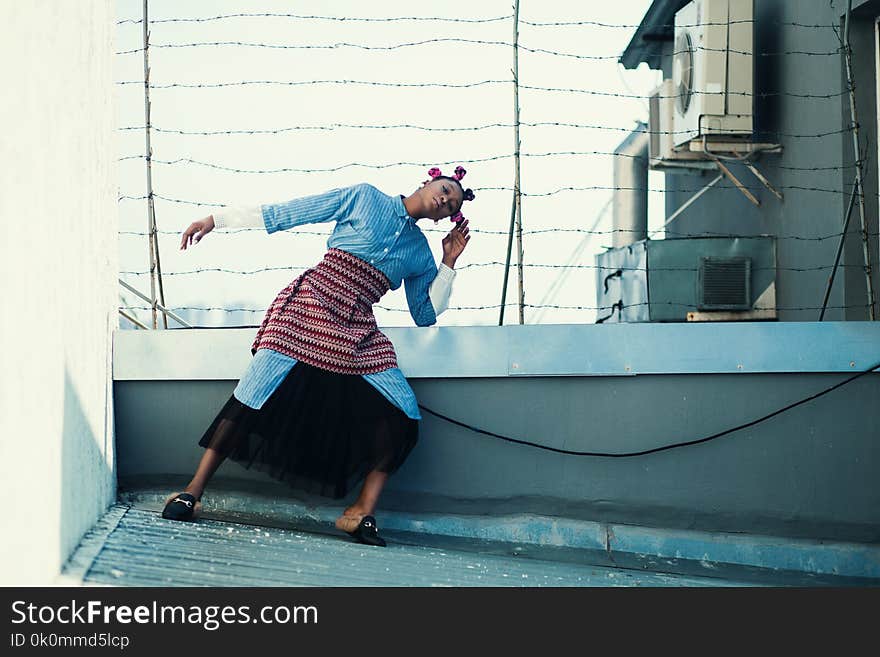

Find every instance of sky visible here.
[114,0,664,328]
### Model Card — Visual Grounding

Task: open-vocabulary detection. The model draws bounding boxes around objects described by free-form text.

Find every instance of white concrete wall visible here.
[0,0,117,585]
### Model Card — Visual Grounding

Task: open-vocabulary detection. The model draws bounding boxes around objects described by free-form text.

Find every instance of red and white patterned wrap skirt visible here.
[251,248,399,375]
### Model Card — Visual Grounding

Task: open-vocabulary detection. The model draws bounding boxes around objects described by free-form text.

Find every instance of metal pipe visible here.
[843,0,876,320]
[649,173,723,238]
[119,279,192,328]
[119,309,149,330]
[612,124,649,248]
[499,192,516,325]
[820,178,860,320]
[513,0,525,326]
[500,0,523,325]
[142,0,168,328]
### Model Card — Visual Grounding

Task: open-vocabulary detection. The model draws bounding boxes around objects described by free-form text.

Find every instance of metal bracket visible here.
[708,156,761,206]
[119,279,192,328]
[651,172,724,237]
[694,138,785,205]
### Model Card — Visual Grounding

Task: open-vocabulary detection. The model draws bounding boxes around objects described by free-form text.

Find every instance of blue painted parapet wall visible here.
[115,321,880,379]
[114,322,880,544]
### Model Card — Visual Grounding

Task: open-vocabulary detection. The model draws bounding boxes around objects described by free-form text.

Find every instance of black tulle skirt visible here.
[198,362,419,499]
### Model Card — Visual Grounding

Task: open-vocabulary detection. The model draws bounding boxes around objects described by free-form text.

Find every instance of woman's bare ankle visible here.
[182,486,203,501]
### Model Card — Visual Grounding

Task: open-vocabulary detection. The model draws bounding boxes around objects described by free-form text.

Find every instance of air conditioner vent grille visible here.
[698,257,751,310]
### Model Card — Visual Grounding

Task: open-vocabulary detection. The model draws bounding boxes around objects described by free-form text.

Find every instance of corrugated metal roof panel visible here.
[66,506,756,587]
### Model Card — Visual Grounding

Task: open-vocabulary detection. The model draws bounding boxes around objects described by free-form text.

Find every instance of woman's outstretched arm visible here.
[179,184,362,250]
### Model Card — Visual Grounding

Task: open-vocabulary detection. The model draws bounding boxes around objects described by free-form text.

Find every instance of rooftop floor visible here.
[65,505,766,587]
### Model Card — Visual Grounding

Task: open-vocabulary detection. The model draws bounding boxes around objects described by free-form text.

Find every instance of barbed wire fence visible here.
[115,2,873,330]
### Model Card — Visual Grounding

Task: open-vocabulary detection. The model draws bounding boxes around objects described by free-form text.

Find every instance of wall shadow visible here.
[59,365,115,574]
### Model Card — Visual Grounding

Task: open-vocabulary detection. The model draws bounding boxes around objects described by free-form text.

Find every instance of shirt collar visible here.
[396,194,416,224]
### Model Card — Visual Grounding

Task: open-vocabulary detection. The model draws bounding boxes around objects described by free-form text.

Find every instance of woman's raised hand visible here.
[179,215,215,250]
[441,219,470,268]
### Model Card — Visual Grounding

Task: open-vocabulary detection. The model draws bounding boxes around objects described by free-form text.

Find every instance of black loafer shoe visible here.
[347,515,387,547]
[162,492,201,522]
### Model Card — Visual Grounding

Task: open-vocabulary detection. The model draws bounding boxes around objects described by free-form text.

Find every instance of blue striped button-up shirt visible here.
[234,183,441,420]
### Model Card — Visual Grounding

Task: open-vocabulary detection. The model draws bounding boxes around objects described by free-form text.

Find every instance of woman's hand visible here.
[441,219,470,269]
[179,215,215,250]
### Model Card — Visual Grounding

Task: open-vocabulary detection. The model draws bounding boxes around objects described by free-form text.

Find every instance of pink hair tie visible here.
[421,165,475,223]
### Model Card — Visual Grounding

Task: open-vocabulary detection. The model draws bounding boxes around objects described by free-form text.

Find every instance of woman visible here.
[162,166,474,548]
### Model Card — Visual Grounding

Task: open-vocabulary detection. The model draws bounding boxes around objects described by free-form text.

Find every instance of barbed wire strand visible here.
[114,72,846,100]
[114,164,860,197]
[114,41,844,59]
[115,13,835,29]
[116,121,854,141]
[116,148,859,173]
[117,223,880,242]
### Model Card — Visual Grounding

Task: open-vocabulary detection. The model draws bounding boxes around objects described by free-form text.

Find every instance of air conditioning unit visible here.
[672,0,754,148]
[648,79,715,171]
[595,237,777,323]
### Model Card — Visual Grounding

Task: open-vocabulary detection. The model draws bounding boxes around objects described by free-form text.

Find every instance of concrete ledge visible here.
[113,322,880,380]
[119,484,880,586]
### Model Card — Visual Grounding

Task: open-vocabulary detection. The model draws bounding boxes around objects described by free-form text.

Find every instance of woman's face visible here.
[417,178,464,222]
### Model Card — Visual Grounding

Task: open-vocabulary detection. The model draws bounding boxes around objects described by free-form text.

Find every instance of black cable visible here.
[594,300,622,324]
[603,269,623,293]
[418,360,880,458]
